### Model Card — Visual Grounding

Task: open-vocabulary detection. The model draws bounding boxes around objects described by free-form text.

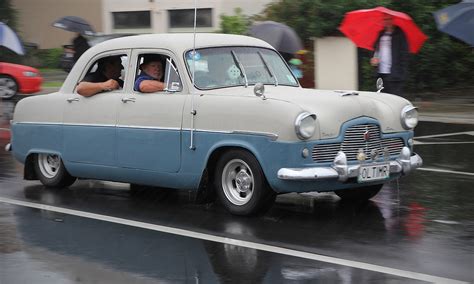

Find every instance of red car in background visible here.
[0,62,42,99]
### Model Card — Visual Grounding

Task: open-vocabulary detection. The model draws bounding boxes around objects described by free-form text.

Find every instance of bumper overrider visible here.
[278,147,422,181]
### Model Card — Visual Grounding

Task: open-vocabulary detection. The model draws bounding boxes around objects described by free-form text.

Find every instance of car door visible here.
[116,50,186,173]
[62,51,130,167]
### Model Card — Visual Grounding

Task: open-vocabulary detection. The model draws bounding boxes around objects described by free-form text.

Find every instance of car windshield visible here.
[185,47,299,90]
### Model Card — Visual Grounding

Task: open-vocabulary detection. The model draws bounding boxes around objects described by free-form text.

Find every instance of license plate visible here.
[358,163,390,183]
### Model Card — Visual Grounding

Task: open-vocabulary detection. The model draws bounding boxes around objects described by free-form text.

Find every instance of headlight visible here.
[23,71,38,77]
[295,112,317,140]
[401,105,419,129]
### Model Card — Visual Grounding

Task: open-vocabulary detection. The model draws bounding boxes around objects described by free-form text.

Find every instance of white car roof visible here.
[90,33,275,55]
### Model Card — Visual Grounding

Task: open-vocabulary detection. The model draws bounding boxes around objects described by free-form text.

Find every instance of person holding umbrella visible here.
[72,32,90,63]
[370,14,409,96]
[52,16,95,63]
[339,7,427,97]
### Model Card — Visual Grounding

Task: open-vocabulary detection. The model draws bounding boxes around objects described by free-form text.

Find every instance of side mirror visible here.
[376,78,384,93]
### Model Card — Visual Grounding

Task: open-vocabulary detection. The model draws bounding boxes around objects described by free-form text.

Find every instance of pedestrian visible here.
[370,14,409,96]
[72,33,90,63]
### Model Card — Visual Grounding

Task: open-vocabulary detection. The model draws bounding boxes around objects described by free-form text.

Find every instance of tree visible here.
[0,0,20,63]
[0,0,17,30]
[219,8,251,35]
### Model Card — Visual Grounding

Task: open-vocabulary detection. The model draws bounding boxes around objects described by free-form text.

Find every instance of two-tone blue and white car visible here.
[6,33,422,215]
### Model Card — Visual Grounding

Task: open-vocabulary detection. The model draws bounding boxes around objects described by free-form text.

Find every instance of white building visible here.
[102,0,274,34]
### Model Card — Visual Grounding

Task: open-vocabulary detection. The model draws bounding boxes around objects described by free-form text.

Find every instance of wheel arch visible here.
[196,142,272,201]
[23,150,66,180]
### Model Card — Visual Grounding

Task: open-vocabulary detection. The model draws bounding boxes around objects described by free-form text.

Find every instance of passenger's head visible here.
[140,55,163,80]
[97,56,123,79]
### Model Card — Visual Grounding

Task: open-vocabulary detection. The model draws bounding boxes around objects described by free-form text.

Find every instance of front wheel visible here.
[34,154,76,188]
[335,184,383,202]
[214,150,275,216]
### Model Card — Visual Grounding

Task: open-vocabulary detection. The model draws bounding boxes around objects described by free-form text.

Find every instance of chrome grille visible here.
[312,124,405,163]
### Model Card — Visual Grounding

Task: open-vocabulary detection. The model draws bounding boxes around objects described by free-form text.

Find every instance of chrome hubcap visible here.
[38,154,60,179]
[222,159,254,206]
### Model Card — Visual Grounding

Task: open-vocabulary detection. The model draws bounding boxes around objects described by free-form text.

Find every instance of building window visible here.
[169,8,212,28]
[113,11,151,29]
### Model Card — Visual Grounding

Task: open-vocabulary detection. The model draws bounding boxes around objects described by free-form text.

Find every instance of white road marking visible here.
[414,141,474,145]
[415,131,474,139]
[418,168,474,176]
[433,220,461,225]
[0,197,466,284]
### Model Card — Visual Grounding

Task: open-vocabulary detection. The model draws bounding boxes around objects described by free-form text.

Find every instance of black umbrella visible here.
[249,21,303,54]
[52,16,95,35]
[434,0,474,46]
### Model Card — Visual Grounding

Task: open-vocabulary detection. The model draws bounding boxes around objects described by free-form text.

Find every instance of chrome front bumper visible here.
[278,147,422,181]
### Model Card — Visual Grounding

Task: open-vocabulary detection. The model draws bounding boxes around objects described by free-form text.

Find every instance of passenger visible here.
[134,55,165,93]
[76,56,124,97]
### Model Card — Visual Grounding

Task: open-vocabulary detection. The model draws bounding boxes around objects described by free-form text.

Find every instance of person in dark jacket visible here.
[370,14,409,96]
[72,33,90,63]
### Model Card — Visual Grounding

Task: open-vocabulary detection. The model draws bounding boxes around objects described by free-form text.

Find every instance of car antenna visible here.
[189,0,197,151]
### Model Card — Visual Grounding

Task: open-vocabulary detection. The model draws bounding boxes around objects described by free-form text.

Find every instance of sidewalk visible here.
[410,90,474,124]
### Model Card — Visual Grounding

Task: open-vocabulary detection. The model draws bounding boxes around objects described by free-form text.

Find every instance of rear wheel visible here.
[214,150,275,216]
[34,154,76,188]
[0,75,18,99]
[335,184,383,201]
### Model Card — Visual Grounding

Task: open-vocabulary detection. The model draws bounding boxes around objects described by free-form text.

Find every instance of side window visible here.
[77,54,128,91]
[135,53,182,93]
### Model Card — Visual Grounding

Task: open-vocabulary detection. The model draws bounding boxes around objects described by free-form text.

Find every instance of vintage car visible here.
[0,62,42,99]
[6,33,422,216]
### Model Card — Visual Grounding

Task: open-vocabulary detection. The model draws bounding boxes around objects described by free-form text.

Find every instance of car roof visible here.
[90,33,275,55]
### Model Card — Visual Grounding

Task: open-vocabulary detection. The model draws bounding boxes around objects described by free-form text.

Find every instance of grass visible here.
[42,81,63,88]
[38,68,65,74]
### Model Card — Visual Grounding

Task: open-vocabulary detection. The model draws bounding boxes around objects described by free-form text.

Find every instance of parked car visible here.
[6,33,422,216]
[0,62,42,99]
[59,33,134,72]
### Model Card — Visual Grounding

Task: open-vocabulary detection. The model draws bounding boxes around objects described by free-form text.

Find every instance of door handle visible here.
[67,98,79,103]
[121,97,136,103]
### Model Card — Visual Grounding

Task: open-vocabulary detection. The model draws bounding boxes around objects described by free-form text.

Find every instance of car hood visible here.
[204,86,412,138]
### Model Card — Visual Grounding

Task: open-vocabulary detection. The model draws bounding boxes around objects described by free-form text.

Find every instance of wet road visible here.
[0,98,473,283]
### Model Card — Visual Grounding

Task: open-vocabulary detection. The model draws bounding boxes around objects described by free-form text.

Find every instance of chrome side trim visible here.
[231,131,278,141]
[15,121,62,126]
[117,125,180,131]
[14,122,278,139]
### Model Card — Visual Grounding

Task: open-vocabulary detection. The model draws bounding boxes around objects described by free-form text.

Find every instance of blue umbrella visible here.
[0,22,25,55]
[434,0,474,46]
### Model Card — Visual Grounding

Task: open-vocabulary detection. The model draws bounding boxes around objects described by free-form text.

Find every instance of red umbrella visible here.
[339,6,428,54]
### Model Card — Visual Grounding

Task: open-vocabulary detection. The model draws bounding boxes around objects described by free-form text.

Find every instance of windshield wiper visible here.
[230,50,248,88]
[258,51,278,87]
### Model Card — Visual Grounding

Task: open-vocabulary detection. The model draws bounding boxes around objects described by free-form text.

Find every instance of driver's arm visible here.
[138,80,165,93]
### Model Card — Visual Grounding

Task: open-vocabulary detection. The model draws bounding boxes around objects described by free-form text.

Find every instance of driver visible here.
[134,55,165,93]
